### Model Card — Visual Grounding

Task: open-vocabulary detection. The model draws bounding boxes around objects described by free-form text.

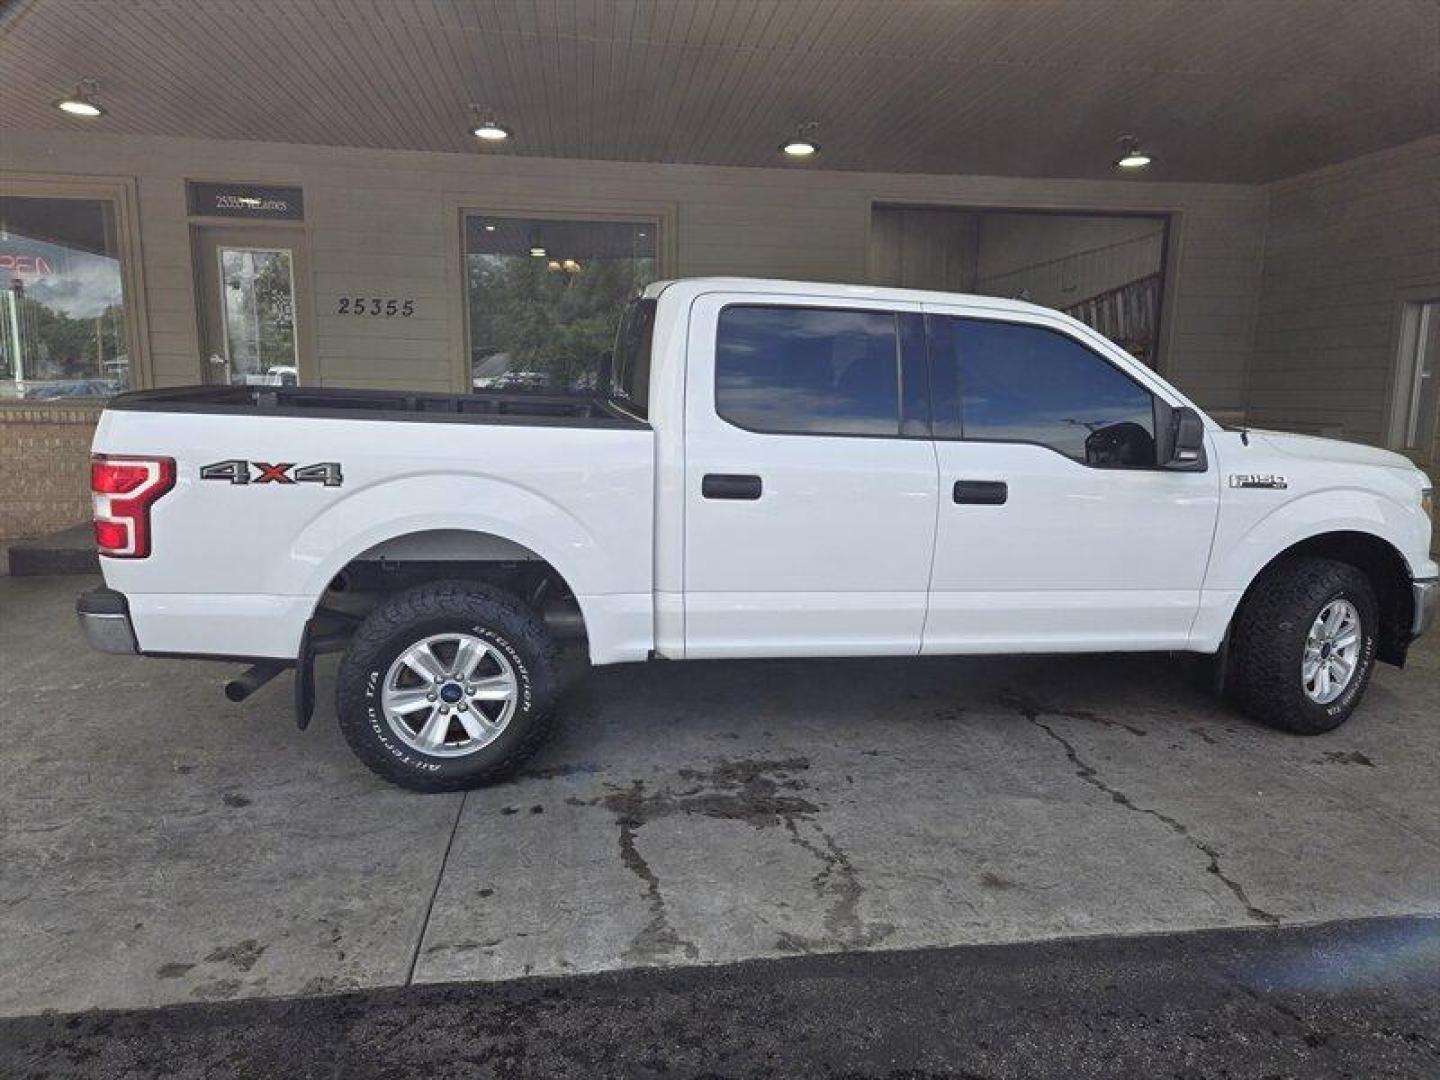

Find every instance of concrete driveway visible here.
[2,573,1437,1016]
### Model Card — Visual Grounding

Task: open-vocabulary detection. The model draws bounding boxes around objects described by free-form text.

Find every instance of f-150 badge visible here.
[201,460,343,486]
[1229,473,1288,490]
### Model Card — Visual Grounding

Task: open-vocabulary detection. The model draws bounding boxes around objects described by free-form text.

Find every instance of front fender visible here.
[1205,486,1428,596]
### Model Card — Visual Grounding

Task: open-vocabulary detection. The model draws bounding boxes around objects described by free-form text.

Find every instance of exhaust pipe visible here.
[224,661,289,703]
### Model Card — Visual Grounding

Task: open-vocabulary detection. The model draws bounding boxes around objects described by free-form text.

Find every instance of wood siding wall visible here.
[3,129,1265,416]
[1247,135,1440,445]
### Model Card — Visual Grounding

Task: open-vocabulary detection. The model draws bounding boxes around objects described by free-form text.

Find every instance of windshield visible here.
[608,298,656,418]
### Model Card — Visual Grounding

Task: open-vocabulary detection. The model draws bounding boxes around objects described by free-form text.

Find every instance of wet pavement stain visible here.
[998,692,1150,737]
[1319,750,1376,767]
[578,756,891,961]
[203,939,267,972]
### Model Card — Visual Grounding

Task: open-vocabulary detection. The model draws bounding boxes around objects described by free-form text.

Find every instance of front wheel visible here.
[336,581,558,791]
[1228,557,1379,734]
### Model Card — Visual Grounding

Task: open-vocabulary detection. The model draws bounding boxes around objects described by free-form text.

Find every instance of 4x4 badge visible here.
[201,460,343,487]
[1229,473,1287,490]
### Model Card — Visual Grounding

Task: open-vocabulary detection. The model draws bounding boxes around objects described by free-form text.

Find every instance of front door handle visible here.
[703,474,763,500]
[953,480,1008,505]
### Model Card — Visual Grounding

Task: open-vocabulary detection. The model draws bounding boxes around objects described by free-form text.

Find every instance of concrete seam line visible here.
[407,790,468,986]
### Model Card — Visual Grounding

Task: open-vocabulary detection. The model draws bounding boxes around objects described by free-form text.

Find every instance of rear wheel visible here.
[1229,557,1379,734]
[336,581,558,791]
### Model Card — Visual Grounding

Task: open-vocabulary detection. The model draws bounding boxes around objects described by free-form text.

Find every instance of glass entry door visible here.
[196,226,312,386]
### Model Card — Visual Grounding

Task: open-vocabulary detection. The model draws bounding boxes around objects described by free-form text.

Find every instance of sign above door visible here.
[187,181,303,221]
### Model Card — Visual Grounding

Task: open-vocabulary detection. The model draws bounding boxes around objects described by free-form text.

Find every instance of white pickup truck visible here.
[79,277,1436,791]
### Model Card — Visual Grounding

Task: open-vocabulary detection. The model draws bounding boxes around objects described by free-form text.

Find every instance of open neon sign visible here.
[0,253,54,279]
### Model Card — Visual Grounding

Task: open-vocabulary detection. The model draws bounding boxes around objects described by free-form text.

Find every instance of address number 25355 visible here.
[337,297,415,317]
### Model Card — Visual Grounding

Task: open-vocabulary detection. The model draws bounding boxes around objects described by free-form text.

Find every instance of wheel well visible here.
[1238,531,1414,665]
[324,529,587,643]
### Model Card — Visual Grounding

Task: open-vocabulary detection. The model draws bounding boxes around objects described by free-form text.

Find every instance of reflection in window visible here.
[219,248,298,386]
[464,215,657,393]
[716,306,900,436]
[0,196,130,400]
[932,317,1157,467]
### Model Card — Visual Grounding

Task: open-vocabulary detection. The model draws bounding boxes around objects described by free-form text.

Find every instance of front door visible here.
[682,293,938,658]
[922,306,1220,653]
[195,225,312,387]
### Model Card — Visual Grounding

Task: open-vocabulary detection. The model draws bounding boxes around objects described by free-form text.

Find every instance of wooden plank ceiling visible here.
[1,0,1436,183]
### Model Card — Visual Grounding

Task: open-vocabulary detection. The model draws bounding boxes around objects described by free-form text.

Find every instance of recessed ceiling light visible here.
[1114,134,1152,170]
[56,80,104,118]
[471,112,512,142]
[781,122,820,159]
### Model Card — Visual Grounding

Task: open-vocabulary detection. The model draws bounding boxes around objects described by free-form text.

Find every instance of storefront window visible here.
[0,195,131,399]
[464,215,658,393]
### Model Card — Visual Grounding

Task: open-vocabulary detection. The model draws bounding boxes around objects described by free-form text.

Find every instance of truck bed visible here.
[106,384,646,429]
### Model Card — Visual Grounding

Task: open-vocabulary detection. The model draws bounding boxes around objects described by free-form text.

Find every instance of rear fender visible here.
[284,472,602,607]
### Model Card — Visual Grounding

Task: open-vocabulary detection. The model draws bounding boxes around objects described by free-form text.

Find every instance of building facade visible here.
[1,129,1436,539]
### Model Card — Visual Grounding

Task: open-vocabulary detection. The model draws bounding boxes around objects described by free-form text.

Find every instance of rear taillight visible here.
[91,454,175,558]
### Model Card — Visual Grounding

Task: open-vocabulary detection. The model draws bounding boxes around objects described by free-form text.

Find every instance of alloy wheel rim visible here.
[1302,599,1361,705]
[381,632,517,757]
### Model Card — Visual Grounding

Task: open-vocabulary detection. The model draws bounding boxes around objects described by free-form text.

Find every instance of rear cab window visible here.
[714,305,925,437]
[608,298,656,419]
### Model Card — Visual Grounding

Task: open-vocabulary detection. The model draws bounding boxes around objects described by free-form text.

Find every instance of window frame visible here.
[0,173,152,399]
[926,311,1176,472]
[712,302,930,441]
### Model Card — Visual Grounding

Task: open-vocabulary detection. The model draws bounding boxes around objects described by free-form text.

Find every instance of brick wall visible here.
[0,405,100,540]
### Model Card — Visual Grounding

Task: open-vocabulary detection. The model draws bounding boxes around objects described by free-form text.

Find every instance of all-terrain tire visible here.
[336,580,558,792]
[1228,557,1378,735]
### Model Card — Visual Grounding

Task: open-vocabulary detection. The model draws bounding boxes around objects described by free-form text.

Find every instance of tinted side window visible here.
[931,317,1157,467]
[716,306,900,436]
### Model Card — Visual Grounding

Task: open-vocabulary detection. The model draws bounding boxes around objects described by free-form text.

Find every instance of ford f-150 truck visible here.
[78,278,1436,791]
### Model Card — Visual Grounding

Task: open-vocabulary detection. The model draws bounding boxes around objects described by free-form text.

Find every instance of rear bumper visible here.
[1414,578,1438,640]
[76,587,139,654]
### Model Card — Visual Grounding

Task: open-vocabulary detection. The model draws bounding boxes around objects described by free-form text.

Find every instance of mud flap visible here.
[294,607,362,731]
[295,623,317,731]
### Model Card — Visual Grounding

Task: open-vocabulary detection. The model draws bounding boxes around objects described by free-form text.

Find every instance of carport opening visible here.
[869,204,1173,369]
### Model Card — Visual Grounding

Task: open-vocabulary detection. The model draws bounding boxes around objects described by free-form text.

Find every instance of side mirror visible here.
[1164,406,1207,470]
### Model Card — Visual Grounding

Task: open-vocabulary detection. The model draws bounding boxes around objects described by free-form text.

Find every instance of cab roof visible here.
[641,276,1061,321]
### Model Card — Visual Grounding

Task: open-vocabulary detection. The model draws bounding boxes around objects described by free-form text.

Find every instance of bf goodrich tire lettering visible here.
[336,581,558,792]
[1229,557,1379,735]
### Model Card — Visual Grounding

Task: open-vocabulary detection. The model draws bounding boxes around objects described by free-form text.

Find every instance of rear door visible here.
[682,292,937,658]
[922,306,1220,652]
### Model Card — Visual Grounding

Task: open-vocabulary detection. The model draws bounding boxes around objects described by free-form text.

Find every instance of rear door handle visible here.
[703,473,763,500]
[953,480,1008,505]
